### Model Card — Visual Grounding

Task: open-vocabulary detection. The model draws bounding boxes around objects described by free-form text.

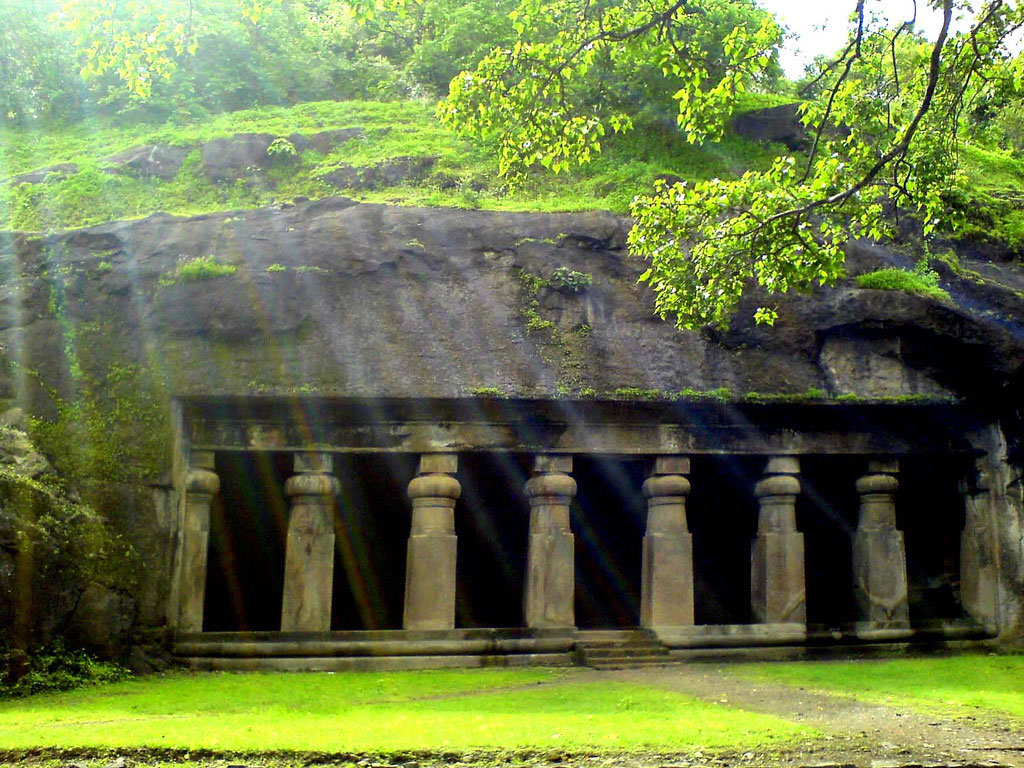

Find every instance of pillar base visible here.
[640,532,694,627]
[281,506,335,632]
[403,533,457,630]
[525,530,575,628]
[751,532,806,624]
[853,528,910,627]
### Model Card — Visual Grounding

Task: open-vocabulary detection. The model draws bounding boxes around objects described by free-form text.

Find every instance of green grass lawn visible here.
[737,653,1024,723]
[0,668,813,754]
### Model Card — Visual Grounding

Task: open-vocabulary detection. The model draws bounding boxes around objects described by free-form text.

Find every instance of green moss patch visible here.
[855,267,951,302]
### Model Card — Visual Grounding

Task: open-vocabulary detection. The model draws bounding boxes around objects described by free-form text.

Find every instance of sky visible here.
[758,0,957,77]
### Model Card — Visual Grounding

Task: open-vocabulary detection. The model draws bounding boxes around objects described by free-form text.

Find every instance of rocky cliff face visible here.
[1,198,1020,408]
[0,199,1022,640]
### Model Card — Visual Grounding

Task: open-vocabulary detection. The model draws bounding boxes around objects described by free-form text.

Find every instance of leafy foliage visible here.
[1,640,129,698]
[442,0,1024,329]
[439,0,781,181]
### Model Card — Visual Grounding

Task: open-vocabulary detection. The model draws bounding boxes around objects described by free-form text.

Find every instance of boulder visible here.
[67,582,135,660]
[731,103,806,150]
[6,163,78,186]
[103,144,188,180]
[200,133,275,183]
[321,156,438,190]
[307,127,365,153]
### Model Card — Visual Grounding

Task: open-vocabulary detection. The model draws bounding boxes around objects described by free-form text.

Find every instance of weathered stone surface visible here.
[524,459,576,628]
[281,460,340,632]
[176,467,220,633]
[308,127,365,153]
[6,163,78,186]
[67,582,135,659]
[103,145,188,180]
[641,461,693,628]
[321,156,438,191]
[201,133,275,182]
[404,456,459,630]
[2,200,1021,407]
[1,198,1023,642]
[853,464,909,629]
[731,103,806,150]
[752,459,805,624]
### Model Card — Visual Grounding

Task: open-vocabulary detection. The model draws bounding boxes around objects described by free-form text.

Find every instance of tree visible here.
[440,0,1024,329]
[0,0,85,124]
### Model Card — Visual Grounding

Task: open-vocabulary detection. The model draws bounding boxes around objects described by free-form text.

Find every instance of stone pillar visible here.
[751,457,806,625]
[403,453,460,630]
[524,455,576,629]
[177,452,220,633]
[281,453,339,632]
[641,456,694,628]
[853,458,910,630]
[960,456,1000,630]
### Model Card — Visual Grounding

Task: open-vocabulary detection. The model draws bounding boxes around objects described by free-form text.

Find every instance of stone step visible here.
[575,628,673,669]
[587,657,678,669]
[575,629,653,642]
[581,645,671,657]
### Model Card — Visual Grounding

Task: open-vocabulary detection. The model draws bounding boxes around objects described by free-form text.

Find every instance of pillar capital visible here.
[533,454,572,474]
[189,451,216,471]
[285,472,340,498]
[418,453,458,475]
[643,473,690,499]
[652,456,690,476]
[754,474,801,498]
[186,467,220,496]
[294,451,333,474]
[764,456,800,475]
[867,457,900,475]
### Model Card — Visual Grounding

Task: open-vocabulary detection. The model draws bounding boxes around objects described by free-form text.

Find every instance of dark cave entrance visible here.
[330,453,415,631]
[898,454,968,623]
[688,455,761,625]
[204,451,414,632]
[454,452,532,628]
[797,456,862,629]
[204,451,291,632]
[572,456,647,628]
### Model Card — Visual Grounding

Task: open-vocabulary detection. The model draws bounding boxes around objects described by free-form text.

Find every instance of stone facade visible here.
[0,201,1021,665]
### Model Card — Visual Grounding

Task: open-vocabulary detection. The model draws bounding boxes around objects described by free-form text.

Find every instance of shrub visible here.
[1,640,129,698]
[549,267,593,291]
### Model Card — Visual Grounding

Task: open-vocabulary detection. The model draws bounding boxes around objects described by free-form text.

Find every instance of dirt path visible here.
[607,665,1024,767]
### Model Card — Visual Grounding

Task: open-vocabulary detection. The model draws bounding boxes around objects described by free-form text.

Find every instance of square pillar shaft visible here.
[176,455,219,633]
[641,457,693,627]
[751,458,805,624]
[281,453,338,632]
[960,457,1000,627]
[403,453,460,630]
[853,465,909,629]
[524,455,576,628]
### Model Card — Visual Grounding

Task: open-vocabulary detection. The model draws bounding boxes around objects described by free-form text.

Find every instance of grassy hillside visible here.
[2,97,1022,242]
[0,100,781,233]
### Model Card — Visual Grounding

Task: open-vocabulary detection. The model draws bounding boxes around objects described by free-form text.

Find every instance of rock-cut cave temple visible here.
[5,200,1023,668]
